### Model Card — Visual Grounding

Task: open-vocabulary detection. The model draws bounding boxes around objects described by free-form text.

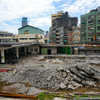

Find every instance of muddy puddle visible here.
[58,86,100,94]
[1,81,100,95]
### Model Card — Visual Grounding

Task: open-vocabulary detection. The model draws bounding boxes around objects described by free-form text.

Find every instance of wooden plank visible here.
[0,91,38,99]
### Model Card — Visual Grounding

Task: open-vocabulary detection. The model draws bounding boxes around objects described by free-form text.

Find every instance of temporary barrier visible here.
[66,47,71,54]
[41,48,47,55]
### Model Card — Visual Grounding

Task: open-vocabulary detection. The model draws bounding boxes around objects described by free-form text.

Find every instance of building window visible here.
[57,15,61,17]
[77,30,79,33]
[88,15,94,19]
[88,38,93,41]
[34,49,37,51]
[97,32,100,36]
[77,40,79,44]
[74,41,76,43]
[82,17,86,21]
[88,32,93,36]
[77,35,79,38]
[52,16,56,17]
[82,28,86,31]
[20,38,28,40]
[29,38,36,40]
[25,30,28,34]
[74,35,76,38]
[82,38,85,42]
[98,14,100,17]
[88,27,94,30]
[53,35,56,37]
[97,26,100,30]
[74,30,76,33]
[88,21,94,25]
[98,20,100,24]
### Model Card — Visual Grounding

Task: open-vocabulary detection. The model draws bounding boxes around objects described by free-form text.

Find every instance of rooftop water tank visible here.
[22,17,28,27]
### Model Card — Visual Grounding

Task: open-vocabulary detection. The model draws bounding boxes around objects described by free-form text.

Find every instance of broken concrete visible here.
[1,55,100,91]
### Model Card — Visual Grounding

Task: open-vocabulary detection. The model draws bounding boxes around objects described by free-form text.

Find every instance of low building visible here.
[72,27,80,44]
[18,18,44,44]
[18,25,44,44]
[0,31,18,42]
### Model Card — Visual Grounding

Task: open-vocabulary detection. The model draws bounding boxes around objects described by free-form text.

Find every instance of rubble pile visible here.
[0,55,100,91]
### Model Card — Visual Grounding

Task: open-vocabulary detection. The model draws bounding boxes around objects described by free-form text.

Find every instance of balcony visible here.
[98,14,100,18]
[81,28,86,32]
[96,32,100,36]
[97,26,100,31]
[81,33,85,37]
[98,20,100,24]
[81,17,86,22]
[88,32,93,36]
[56,36,60,38]
[88,21,94,25]
[88,27,94,31]
[56,32,59,34]
[81,22,86,26]
[88,15,94,21]
[56,40,60,42]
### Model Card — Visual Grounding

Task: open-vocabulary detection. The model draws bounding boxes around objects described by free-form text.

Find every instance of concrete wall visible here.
[18,34,44,44]
[51,47,57,54]
[79,50,100,55]
[47,47,57,54]
[28,45,39,54]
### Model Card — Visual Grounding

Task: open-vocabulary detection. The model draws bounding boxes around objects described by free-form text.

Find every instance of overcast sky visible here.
[0,0,100,34]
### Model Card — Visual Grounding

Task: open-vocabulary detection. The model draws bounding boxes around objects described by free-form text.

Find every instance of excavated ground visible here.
[1,54,100,96]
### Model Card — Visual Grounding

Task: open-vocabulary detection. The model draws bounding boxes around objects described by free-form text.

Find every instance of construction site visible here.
[0,9,100,100]
[1,50,100,100]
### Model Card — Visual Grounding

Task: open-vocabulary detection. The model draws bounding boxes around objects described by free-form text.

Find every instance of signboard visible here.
[25,30,28,34]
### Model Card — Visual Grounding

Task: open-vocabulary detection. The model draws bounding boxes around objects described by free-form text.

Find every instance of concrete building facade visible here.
[49,27,52,43]
[50,11,77,45]
[81,7,100,44]
[0,31,18,42]
[68,33,72,44]
[72,27,80,44]
[18,25,44,44]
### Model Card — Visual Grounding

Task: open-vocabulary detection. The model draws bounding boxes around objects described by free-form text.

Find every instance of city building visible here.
[18,18,44,44]
[49,27,52,43]
[50,11,77,45]
[68,33,72,44]
[0,31,18,42]
[81,6,100,44]
[72,27,80,44]
[44,31,49,44]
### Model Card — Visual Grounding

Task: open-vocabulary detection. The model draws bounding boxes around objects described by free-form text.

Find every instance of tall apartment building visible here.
[72,27,80,44]
[81,6,100,44]
[49,27,52,43]
[50,11,77,45]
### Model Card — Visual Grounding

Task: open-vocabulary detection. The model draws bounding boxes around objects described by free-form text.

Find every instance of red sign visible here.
[0,69,7,72]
